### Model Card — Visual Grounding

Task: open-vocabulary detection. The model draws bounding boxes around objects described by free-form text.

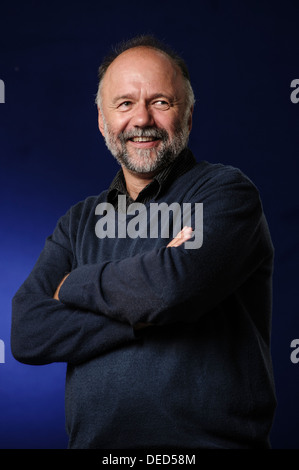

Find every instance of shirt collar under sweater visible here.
[107,148,197,209]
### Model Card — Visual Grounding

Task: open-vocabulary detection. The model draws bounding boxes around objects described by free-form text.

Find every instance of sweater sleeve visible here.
[58,168,273,327]
[11,210,137,366]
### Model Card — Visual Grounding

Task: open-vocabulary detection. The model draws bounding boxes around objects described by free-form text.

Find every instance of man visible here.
[11,35,277,449]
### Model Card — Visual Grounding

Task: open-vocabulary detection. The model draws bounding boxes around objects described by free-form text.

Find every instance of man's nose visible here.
[131,103,154,127]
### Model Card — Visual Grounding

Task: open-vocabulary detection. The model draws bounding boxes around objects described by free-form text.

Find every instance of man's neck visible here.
[122,166,156,200]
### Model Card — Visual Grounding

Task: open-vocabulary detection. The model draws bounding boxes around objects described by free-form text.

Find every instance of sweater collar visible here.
[107,148,197,208]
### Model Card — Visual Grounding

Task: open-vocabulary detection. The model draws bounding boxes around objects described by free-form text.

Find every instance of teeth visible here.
[131,136,155,142]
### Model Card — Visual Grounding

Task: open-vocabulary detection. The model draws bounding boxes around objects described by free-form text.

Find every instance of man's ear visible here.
[188,105,194,133]
[97,107,105,137]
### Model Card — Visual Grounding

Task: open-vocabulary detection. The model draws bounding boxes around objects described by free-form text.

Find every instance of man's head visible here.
[96,35,195,175]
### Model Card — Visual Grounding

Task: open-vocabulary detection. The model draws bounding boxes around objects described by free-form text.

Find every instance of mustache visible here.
[119,127,169,142]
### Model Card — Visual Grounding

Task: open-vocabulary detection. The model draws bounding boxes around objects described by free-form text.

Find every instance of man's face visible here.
[98,47,193,174]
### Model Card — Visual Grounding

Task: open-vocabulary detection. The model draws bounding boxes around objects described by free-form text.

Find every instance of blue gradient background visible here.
[0,0,298,449]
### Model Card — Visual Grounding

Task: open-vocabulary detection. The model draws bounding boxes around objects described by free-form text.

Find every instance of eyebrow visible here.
[112,94,135,105]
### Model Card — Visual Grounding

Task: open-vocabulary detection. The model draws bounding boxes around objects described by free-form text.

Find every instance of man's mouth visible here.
[129,136,158,143]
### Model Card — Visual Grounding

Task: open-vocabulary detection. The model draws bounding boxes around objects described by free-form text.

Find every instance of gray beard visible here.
[102,120,190,174]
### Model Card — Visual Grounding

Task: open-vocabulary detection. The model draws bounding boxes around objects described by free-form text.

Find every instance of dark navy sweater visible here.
[11,149,276,449]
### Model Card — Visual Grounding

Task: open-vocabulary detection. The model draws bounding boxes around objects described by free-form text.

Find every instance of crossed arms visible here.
[53,226,193,300]
[11,168,267,366]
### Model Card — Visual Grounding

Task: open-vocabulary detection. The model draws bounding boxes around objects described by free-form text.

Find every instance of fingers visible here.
[53,273,70,300]
[167,226,193,248]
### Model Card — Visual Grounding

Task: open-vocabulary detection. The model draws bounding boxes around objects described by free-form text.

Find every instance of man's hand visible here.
[167,226,193,247]
[53,273,70,300]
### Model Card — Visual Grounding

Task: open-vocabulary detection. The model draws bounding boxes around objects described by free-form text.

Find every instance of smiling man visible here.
[97,46,192,179]
[11,35,276,449]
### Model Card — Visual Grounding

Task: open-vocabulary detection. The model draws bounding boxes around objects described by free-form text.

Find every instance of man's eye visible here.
[153,100,170,110]
[118,101,132,110]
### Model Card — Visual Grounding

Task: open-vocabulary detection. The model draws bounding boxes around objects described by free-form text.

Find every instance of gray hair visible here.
[95,35,195,112]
